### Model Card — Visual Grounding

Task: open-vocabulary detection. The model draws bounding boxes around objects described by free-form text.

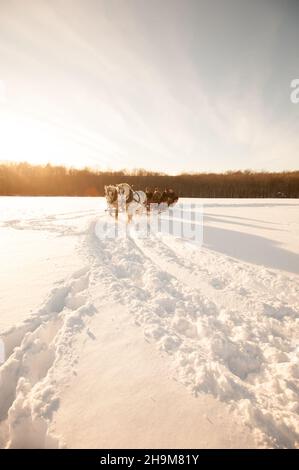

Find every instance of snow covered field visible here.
[0,197,298,449]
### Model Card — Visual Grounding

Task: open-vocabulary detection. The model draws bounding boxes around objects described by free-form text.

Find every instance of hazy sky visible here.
[0,0,298,173]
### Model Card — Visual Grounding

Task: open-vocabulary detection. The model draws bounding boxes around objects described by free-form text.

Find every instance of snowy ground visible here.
[0,197,298,449]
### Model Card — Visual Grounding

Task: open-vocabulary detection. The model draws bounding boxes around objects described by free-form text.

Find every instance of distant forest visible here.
[0,162,299,198]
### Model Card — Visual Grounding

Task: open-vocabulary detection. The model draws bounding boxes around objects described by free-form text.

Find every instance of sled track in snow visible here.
[0,266,96,448]
[85,219,299,448]
[1,215,298,448]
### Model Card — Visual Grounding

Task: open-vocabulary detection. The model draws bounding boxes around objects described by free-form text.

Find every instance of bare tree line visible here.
[0,162,298,198]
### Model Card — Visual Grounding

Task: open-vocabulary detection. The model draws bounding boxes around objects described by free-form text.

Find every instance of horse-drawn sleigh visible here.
[104,183,178,223]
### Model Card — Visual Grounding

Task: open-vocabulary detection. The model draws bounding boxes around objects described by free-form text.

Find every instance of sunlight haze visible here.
[0,0,298,173]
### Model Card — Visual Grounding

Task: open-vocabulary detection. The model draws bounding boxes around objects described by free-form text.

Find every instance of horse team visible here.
[104,183,178,223]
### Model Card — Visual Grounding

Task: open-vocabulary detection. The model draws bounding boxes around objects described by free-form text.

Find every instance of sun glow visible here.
[0,109,58,165]
[0,107,112,169]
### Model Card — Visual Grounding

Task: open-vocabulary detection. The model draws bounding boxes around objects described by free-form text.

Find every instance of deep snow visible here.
[0,197,298,448]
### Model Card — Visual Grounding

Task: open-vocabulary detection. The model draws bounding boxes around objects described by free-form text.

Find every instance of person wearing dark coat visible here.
[145,187,153,213]
[160,189,169,203]
[167,188,178,206]
[152,187,162,204]
[145,187,153,202]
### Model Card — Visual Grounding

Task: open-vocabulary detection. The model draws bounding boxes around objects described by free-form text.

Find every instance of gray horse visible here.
[104,183,146,223]
[104,185,119,219]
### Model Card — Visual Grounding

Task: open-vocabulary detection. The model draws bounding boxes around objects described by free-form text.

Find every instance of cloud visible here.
[0,0,298,172]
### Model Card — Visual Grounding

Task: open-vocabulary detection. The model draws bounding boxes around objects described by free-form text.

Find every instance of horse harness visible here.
[109,188,118,203]
[112,186,141,205]
[127,188,141,204]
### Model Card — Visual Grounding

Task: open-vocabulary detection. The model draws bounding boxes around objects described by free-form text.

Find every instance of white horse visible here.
[117,183,146,223]
[104,183,146,223]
